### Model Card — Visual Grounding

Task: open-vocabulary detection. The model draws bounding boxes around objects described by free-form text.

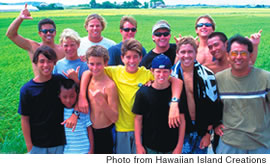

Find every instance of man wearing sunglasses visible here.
[6,3,65,76]
[215,35,270,154]
[140,20,176,69]
[194,15,216,66]
[108,16,147,66]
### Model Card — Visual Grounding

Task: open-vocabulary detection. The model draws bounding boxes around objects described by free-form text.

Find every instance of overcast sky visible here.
[2,0,270,6]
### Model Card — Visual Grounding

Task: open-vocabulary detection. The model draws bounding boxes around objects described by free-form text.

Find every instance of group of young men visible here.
[6,4,270,154]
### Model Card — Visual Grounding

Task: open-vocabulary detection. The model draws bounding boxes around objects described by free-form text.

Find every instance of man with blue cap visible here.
[133,54,186,154]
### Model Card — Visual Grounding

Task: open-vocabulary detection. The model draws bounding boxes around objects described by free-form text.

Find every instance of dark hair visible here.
[227,35,253,53]
[120,16,137,29]
[32,45,57,64]
[208,32,228,43]
[121,38,143,57]
[59,79,79,94]
[38,18,56,31]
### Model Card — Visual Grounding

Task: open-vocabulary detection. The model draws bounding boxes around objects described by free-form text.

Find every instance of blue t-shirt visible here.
[63,108,92,154]
[53,58,89,80]
[18,74,66,148]
[108,42,147,66]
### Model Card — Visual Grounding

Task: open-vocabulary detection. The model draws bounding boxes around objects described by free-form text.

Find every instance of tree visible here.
[143,2,149,8]
[90,0,97,8]
[131,0,141,7]
[102,1,116,8]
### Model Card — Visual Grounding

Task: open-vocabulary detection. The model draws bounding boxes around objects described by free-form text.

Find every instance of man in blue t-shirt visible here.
[108,16,146,66]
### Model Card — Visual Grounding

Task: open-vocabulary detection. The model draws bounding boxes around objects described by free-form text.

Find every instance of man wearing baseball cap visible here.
[133,54,186,154]
[140,20,177,69]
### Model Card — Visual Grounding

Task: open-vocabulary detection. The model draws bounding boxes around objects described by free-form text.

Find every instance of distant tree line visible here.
[89,0,151,8]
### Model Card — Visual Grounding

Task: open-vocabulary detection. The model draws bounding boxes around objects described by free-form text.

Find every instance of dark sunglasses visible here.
[153,32,170,37]
[196,23,213,28]
[122,28,136,32]
[40,29,56,34]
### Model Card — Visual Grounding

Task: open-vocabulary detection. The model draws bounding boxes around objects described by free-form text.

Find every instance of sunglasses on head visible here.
[40,29,56,34]
[230,51,249,57]
[196,23,213,28]
[153,32,170,37]
[122,28,136,32]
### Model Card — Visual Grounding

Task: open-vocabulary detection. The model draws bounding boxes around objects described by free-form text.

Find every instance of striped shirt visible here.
[63,108,92,154]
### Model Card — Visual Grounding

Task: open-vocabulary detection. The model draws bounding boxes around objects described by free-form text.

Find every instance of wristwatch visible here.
[207,129,213,135]
[171,97,180,103]
[72,110,80,119]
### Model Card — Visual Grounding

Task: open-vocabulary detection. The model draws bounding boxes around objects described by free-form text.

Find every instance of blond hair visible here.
[84,14,106,31]
[195,14,215,30]
[59,28,81,44]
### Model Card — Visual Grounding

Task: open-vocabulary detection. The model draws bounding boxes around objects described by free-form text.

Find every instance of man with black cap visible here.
[133,54,185,154]
[140,20,177,69]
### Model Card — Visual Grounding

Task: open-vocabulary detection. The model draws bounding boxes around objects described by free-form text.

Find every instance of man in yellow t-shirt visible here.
[79,39,182,154]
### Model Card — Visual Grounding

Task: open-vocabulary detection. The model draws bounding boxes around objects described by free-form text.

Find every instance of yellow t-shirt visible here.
[105,66,154,132]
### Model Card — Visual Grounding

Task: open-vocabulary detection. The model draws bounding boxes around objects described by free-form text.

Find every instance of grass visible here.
[0,8,270,154]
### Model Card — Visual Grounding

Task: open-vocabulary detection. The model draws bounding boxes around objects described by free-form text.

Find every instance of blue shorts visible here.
[115,131,136,154]
[30,145,64,154]
[216,138,270,154]
[182,131,207,154]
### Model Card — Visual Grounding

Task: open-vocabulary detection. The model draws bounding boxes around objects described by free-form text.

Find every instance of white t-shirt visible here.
[78,36,116,56]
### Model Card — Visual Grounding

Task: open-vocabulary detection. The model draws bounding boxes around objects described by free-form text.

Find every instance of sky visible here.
[2,0,270,6]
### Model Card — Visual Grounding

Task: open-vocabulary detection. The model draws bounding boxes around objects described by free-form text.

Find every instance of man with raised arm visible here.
[6,4,65,76]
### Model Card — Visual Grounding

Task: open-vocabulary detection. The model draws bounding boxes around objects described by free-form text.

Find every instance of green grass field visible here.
[0,8,270,154]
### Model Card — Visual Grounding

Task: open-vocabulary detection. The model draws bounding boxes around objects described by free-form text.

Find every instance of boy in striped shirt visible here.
[59,79,94,154]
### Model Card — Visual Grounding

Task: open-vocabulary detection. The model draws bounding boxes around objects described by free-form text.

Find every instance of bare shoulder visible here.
[54,44,65,60]
[105,77,117,90]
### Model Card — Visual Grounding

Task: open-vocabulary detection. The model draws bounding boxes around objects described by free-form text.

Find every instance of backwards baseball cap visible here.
[152,20,171,34]
[152,54,172,69]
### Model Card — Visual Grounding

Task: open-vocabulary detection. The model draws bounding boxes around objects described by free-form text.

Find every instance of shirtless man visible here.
[6,4,64,76]
[205,32,230,74]
[194,15,215,66]
[171,36,222,154]
[206,31,262,74]
[84,45,118,154]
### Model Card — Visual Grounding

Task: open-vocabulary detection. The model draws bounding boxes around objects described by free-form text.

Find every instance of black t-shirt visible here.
[140,44,177,69]
[19,74,66,148]
[132,85,185,152]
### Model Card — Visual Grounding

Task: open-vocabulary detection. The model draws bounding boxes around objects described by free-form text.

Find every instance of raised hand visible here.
[20,3,33,20]
[249,29,262,46]
[174,34,182,44]
[62,66,80,82]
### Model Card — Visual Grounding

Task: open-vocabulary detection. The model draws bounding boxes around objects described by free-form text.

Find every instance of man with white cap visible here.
[140,20,177,69]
